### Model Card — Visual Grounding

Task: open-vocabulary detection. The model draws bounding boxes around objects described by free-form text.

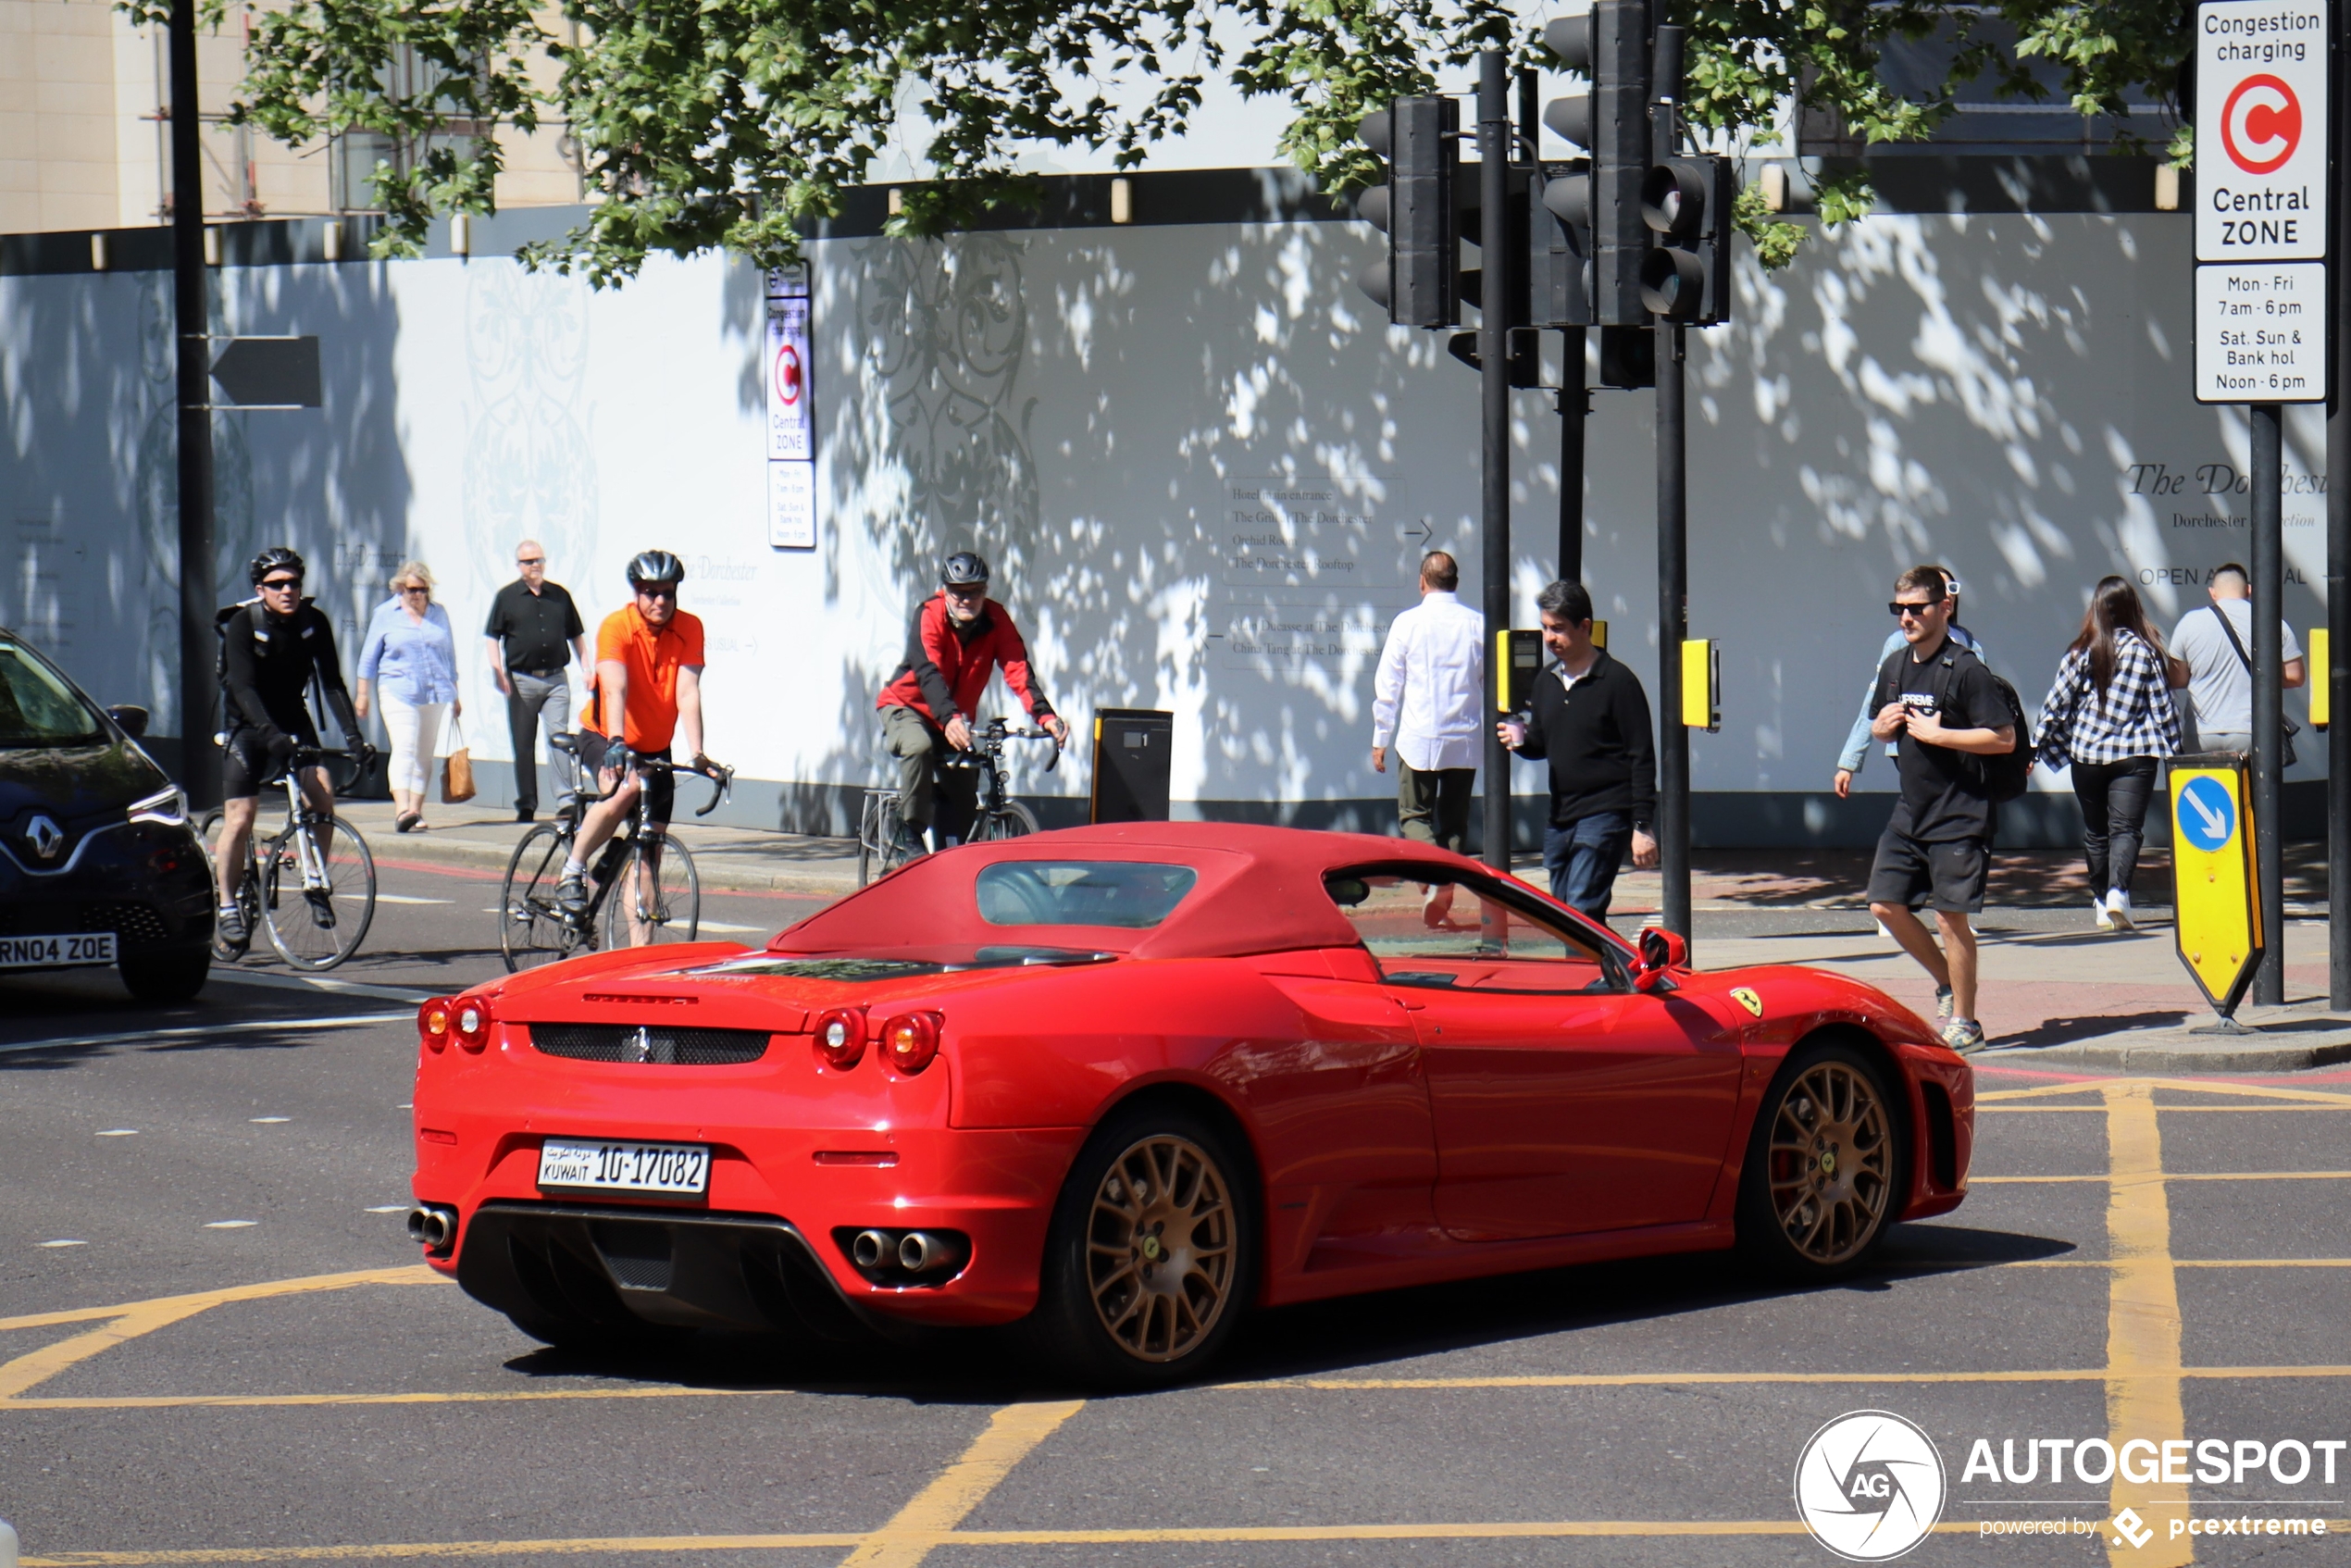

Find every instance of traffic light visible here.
[1639,155,1735,324]
[1540,2,1649,328]
[1353,96,1460,330]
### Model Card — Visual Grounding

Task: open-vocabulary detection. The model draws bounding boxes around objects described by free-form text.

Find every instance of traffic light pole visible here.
[1478,48,1512,875]
[2332,55,2351,1012]
[1650,26,1691,945]
[1559,334,1586,584]
[1657,326,1689,943]
[169,0,219,808]
[2251,401,2285,1006]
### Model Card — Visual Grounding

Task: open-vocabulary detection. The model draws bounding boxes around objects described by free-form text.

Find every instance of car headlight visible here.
[128,785,188,828]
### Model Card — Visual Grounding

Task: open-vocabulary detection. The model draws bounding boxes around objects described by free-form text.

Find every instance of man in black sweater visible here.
[1497,579,1659,920]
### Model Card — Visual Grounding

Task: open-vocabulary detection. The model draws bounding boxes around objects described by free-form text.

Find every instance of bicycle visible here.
[856,717,1059,886]
[498,736,733,973]
[197,746,379,972]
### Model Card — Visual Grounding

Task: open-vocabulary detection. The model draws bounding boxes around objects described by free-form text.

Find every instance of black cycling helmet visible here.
[626,550,685,588]
[249,546,305,586]
[940,551,990,588]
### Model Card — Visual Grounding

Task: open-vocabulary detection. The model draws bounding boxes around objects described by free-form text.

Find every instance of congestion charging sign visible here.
[2193,0,2331,403]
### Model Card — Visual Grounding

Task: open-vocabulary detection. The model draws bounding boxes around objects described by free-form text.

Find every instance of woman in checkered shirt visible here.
[2034,577,2186,932]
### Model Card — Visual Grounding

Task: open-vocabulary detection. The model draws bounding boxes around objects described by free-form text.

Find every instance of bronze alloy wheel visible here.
[1764,1059,1894,1266]
[1084,1135,1237,1363]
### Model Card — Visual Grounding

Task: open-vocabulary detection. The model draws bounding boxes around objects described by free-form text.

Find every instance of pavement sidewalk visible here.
[334,801,2348,1073]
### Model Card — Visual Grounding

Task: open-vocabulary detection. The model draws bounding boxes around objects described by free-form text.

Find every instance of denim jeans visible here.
[1543,811,1632,922]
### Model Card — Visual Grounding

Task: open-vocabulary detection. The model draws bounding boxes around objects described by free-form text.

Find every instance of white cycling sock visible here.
[563,857,585,880]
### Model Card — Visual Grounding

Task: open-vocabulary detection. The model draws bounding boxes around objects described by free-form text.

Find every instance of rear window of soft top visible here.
[976,861,1198,928]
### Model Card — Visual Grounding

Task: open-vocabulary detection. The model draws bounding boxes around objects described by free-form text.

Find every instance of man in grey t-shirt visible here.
[2170,562,2305,753]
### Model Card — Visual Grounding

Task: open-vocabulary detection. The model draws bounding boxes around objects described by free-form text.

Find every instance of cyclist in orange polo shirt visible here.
[559,551,722,915]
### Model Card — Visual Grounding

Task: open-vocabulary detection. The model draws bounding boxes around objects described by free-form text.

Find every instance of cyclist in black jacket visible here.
[214,547,367,952]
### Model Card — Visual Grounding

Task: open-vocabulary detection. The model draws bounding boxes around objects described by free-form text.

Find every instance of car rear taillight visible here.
[453,997,492,1053]
[815,1008,865,1070]
[881,1012,941,1076]
[418,997,454,1053]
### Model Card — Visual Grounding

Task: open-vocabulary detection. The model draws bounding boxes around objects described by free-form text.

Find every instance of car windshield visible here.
[0,642,106,747]
[975,862,1199,928]
[693,947,1115,980]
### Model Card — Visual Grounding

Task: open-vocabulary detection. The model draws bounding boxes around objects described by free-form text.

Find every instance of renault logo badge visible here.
[26,815,65,861]
[625,1027,653,1064]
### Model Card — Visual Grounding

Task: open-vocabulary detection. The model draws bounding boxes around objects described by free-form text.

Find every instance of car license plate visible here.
[536,1138,710,1196]
[0,933,117,969]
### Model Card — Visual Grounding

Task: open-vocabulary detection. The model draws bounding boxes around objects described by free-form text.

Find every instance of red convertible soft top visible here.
[772,822,1486,962]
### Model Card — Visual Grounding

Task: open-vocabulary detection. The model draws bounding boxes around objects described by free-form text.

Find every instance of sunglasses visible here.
[944,584,988,598]
[636,585,678,601]
[399,585,430,595]
[260,577,303,591]
[1889,599,1947,618]
[516,556,545,566]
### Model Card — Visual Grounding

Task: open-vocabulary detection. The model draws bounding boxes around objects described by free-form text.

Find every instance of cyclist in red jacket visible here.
[877,552,1069,852]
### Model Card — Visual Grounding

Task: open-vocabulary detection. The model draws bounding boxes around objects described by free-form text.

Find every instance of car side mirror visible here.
[106,704,150,739]
[1633,926,1687,992]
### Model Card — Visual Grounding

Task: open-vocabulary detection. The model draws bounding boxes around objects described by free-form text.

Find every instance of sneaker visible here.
[1934,985,1955,1027]
[305,888,338,929]
[556,869,589,916]
[1942,1018,1987,1054]
[2105,890,2136,932]
[216,903,250,956]
[890,827,930,864]
[2091,896,2113,932]
[516,808,536,825]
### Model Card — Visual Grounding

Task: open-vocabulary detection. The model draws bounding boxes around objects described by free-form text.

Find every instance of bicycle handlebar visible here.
[550,733,734,816]
[946,719,1063,775]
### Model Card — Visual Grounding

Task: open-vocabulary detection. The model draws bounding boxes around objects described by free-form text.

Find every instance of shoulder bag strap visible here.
[2209,602,2254,675]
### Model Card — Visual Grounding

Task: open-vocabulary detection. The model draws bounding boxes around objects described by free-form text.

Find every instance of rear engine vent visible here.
[528,1024,771,1065]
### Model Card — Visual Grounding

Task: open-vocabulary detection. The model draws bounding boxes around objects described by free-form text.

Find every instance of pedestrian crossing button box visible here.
[1090,708,1174,824]
[1496,628,1543,715]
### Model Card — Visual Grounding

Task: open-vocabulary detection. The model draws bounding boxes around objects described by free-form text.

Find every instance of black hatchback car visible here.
[0,630,214,1002]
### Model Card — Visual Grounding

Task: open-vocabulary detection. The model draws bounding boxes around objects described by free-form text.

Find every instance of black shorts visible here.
[1867,831,1989,915]
[220,720,321,799]
[578,733,674,827]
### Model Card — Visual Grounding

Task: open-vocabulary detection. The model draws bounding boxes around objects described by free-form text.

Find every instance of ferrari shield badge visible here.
[1730,987,1763,1018]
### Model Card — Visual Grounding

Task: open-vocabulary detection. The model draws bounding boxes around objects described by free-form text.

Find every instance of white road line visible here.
[695,920,766,933]
[364,1205,408,1213]
[96,1128,137,1137]
[0,1012,409,1056]
[361,894,451,905]
[36,1239,86,1249]
[251,1116,290,1124]
[202,1220,257,1229]
[206,970,438,1003]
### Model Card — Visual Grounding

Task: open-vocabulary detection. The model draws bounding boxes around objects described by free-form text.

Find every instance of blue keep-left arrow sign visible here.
[2177,775,2237,852]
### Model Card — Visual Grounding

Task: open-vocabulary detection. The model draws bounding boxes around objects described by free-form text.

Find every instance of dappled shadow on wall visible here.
[807,219,1481,816]
[0,260,413,749]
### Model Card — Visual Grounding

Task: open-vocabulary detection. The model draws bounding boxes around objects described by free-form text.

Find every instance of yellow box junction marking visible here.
[2168,759,2264,1014]
[837,1399,1084,1566]
[2105,1080,2189,1568]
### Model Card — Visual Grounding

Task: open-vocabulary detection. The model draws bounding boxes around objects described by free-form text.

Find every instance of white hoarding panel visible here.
[2196,0,2330,262]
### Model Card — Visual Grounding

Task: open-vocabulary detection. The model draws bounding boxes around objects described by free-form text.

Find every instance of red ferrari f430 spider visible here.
[409,824,1972,1384]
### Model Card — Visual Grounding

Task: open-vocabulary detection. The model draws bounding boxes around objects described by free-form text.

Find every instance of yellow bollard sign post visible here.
[2169,755,2265,1021]
[1495,628,1542,714]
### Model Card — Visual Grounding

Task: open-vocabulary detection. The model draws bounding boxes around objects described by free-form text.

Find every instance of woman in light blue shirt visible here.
[356,560,463,832]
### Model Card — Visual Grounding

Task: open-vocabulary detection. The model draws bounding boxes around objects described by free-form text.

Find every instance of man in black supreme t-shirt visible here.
[1863,565,2017,1053]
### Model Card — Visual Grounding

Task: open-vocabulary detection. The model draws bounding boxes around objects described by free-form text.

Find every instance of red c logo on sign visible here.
[2221,73,2301,175]
[773,342,802,406]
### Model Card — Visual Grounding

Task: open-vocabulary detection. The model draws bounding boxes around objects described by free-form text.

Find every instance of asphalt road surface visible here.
[3,858,2347,1565]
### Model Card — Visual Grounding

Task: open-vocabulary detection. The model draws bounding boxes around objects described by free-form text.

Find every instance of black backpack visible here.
[1874,644,2034,803]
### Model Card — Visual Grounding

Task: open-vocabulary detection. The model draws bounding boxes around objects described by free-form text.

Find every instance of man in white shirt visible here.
[2171,562,2304,753]
[1373,552,1486,872]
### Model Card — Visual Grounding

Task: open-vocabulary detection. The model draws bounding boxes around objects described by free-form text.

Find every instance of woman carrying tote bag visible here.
[356,561,462,833]
[2033,576,2184,933]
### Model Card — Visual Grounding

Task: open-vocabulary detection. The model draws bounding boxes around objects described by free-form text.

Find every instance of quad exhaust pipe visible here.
[407,1203,459,1255]
[843,1226,964,1280]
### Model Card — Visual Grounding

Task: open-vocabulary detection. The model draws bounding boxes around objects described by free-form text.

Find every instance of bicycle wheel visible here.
[972,800,1040,842]
[261,816,376,971]
[602,830,700,950]
[502,823,593,973]
[858,791,910,888]
[856,793,879,889]
[197,809,260,960]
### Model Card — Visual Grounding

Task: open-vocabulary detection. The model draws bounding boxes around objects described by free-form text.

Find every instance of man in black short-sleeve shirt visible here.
[1863,565,2017,1054]
[482,539,589,822]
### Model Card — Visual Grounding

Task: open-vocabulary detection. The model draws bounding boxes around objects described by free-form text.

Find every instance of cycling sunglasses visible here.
[1888,599,1947,618]
[259,575,304,591]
